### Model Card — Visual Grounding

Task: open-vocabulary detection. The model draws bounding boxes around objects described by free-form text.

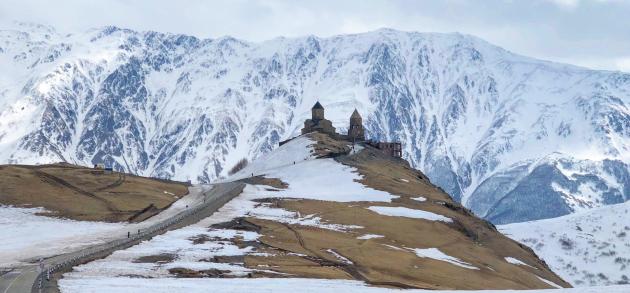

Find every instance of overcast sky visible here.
[1,0,629,72]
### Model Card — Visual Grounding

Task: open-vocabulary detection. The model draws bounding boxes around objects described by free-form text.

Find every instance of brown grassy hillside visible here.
[201,133,571,290]
[0,163,188,222]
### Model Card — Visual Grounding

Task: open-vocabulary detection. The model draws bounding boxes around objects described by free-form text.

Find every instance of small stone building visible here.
[347,109,365,140]
[301,101,336,136]
[378,142,402,158]
[368,141,402,158]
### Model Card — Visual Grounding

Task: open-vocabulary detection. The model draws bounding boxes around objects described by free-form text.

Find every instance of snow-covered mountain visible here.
[500,201,630,287]
[0,22,628,224]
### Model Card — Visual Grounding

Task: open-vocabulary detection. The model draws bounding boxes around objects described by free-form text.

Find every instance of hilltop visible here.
[0,163,188,222]
[60,133,570,291]
[0,163,198,269]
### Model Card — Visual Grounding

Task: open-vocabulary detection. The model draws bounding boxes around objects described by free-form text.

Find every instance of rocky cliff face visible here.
[0,22,628,224]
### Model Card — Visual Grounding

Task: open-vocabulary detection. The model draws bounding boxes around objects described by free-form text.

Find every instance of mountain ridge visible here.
[0,23,628,224]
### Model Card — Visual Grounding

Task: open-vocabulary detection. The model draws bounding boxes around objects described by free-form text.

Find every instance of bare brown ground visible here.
[168,267,233,278]
[200,133,571,290]
[239,176,288,189]
[240,198,568,289]
[0,163,188,222]
[133,253,177,264]
[311,133,352,156]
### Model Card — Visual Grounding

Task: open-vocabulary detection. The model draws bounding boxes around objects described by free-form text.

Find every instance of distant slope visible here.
[0,22,628,224]
[60,133,570,290]
[0,163,188,222]
[500,201,630,286]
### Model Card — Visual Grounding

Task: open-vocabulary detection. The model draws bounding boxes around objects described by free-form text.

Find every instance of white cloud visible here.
[547,0,581,9]
[615,57,630,72]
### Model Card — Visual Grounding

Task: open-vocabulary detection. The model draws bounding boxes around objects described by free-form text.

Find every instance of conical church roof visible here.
[312,101,324,109]
[351,109,361,118]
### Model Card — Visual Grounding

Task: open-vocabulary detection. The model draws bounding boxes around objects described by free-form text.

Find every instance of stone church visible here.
[301,101,366,141]
[301,101,336,136]
[295,101,401,158]
[347,109,365,140]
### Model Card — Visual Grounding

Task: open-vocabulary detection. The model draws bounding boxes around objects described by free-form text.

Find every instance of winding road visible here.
[0,182,245,293]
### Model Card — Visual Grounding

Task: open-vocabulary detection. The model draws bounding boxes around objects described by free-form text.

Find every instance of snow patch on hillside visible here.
[268,159,396,202]
[230,137,395,203]
[367,206,452,222]
[229,136,315,180]
[357,234,384,240]
[409,248,479,270]
[65,225,261,280]
[504,257,535,269]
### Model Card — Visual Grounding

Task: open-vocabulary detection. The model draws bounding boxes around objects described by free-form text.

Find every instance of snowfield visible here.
[0,206,124,267]
[228,136,316,180]
[64,225,261,280]
[230,136,396,203]
[267,159,397,202]
[59,277,630,293]
[0,185,207,268]
[500,201,630,287]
